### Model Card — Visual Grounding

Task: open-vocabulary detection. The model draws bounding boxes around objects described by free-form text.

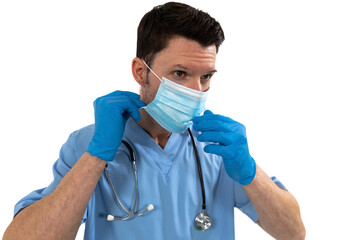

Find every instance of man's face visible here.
[142,36,217,104]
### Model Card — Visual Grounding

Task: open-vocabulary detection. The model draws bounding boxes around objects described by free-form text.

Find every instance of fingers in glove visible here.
[119,99,143,121]
[204,143,246,160]
[193,110,234,125]
[193,119,231,132]
[197,131,233,145]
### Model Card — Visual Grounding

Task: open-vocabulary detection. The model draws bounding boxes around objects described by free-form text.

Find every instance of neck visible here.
[137,109,172,149]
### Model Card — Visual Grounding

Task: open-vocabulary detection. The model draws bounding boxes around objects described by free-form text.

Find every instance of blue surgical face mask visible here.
[142,61,209,133]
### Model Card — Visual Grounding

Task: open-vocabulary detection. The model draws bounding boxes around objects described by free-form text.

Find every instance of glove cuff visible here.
[87,139,117,162]
[237,158,256,185]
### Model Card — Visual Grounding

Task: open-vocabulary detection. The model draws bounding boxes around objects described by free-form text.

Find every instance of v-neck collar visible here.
[122,118,187,177]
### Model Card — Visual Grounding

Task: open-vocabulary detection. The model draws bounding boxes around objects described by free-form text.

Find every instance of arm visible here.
[193,110,305,240]
[244,165,305,240]
[4,91,146,240]
[3,152,106,240]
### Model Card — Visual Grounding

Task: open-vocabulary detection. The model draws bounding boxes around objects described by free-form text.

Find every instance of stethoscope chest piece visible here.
[194,210,211,231]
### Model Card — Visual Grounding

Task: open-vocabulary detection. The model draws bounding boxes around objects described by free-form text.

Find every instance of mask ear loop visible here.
[140,60,163,110]
[142,60,162,82]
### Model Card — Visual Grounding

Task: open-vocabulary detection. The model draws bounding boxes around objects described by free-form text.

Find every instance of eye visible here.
[201,73,214,81]
[174,70,186,78]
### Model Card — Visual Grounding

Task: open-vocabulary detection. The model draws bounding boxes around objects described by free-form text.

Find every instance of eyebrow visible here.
[173,64,217,74]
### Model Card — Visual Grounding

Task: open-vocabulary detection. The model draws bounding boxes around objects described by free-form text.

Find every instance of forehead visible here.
[152,36,217,71]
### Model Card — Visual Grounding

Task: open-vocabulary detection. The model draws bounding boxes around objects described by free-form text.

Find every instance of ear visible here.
[132,57,147,87]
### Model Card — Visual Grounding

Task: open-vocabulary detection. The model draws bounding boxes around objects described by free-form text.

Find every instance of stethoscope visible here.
[105,129,211,231]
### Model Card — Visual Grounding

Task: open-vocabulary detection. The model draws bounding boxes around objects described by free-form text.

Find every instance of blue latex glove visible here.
[87,91,146,161]
[193,110,256,185]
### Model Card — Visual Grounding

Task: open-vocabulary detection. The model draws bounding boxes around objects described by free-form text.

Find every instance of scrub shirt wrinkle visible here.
[123,121,184,179]
[14,118,286,239]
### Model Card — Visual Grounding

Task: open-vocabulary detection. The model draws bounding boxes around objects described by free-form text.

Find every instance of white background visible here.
[1,0,359,239]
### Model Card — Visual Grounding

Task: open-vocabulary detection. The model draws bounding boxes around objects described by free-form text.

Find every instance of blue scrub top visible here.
[14,118,286,239]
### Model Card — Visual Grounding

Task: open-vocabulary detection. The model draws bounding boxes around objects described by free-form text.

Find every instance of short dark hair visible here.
[136,2,225,66]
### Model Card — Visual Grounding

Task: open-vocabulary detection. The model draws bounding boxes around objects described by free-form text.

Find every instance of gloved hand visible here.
[87,91,146,161]
[193,110,256,185]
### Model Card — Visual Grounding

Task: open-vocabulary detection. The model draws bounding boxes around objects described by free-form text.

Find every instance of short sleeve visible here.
[234,176,287,223]
[13,130,88,223]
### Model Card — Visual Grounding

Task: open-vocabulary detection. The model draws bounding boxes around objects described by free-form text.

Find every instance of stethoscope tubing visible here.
[105,129,209,229]
[187,129,207,210]
[104,163,136,219]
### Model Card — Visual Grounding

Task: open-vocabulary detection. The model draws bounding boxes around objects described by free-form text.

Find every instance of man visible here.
[3,2,305,239]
